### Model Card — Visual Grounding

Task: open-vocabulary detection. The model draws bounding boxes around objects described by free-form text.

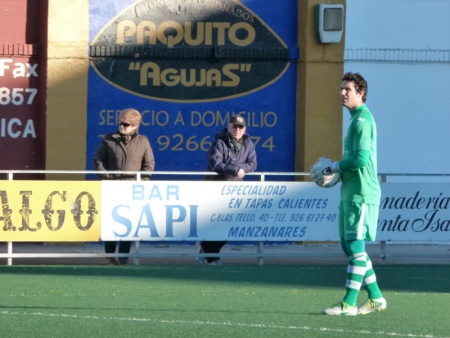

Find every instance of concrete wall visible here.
[344,0,450,181]
[23,0,450,180]
[296,0,345,174]
[47,0,89,174]
[44,0,345,175]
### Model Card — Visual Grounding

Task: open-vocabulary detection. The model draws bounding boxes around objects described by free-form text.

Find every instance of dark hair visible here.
[342,72,368,102]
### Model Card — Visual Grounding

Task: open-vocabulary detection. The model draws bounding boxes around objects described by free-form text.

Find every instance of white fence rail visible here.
[1,170,449,265]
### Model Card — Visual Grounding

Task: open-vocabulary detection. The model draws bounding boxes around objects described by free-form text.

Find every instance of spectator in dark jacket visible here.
[94,108,155,265]
[198,115,257,265]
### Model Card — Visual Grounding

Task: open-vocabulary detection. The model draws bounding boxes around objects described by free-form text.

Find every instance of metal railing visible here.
[0,169,310,181]
[2,169,449,181]
[1,170,449,265]
[1,170,309,265]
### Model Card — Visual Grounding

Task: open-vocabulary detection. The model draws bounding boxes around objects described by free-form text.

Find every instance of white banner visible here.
[377,183,450,241]
[100,181,450,242]
[100,181,340,241]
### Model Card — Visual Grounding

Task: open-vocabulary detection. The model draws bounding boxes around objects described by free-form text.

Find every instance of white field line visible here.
[0,310,443,338]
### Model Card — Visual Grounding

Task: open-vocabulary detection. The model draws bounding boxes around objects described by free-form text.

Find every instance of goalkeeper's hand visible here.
[310,157,340,181]
[329,161,340,173]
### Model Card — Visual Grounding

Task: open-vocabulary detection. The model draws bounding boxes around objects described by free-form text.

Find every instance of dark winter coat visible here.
[93,130,155,180]
[206,128,257,181]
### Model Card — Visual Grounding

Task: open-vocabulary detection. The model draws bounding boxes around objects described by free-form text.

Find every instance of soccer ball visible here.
[310,157,341,188]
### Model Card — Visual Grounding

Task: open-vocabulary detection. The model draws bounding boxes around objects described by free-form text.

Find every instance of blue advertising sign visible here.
[87,0,298,175]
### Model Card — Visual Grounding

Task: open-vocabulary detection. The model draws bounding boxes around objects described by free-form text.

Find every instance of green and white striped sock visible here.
[343,252,367,306]
[362,254,383,299]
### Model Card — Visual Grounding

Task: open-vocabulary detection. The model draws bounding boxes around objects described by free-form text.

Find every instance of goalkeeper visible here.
[318,72,387,316]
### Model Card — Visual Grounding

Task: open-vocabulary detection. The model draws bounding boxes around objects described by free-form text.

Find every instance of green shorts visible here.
[338,202,379,241]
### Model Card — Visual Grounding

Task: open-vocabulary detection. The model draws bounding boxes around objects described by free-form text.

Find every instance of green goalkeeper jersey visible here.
[339,104,381,205]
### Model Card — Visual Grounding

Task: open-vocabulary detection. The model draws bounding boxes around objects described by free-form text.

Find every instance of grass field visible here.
[0,264,449,337]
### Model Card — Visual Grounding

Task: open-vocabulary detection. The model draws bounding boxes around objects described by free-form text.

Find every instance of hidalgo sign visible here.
[89,0,292,102]
[0,181,101,242]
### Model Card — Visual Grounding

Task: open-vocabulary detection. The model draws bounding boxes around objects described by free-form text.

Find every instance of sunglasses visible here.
[231,124,244,129]
[119,122,131,127]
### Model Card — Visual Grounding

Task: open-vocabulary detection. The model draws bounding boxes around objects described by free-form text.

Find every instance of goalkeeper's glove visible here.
[311,157,340,179]
[329,161,340,173]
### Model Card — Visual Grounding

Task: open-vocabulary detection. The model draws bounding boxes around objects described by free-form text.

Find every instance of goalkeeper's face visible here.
[340,80,364,110]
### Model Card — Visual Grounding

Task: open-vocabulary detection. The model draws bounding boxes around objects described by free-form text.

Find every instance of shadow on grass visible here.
[0,264,449,293]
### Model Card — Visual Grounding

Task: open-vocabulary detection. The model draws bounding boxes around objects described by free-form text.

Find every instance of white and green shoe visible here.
[322,301,357,316]
[357,298,387,315]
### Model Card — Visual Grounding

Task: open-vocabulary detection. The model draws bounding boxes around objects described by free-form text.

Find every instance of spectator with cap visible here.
[198,115,257,265]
